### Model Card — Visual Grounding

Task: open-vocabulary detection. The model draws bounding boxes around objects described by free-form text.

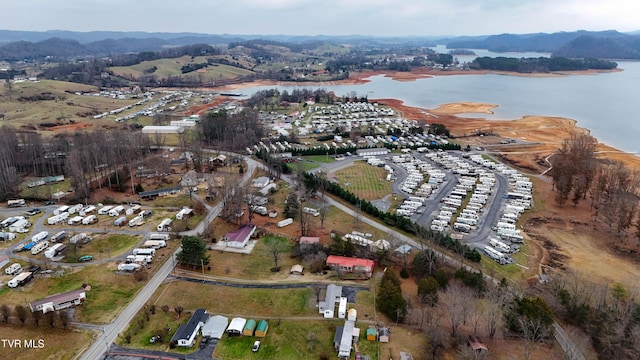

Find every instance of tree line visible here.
[470,56,618,72]
[549,132,640,239]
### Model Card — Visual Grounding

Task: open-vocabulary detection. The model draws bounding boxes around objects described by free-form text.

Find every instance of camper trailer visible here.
[132,248,156,256]
[8,271,33,288]
[82,215,98,225]
[31,240,50,255]
[143,240,166,249]
[157,218,172,232]
[108,205,125,217]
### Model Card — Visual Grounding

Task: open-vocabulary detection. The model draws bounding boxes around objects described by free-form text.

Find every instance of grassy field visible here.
[0,265,144,323]
[110,56,254,81]
[214,320,341,360]
[63,233,143,262]
[19,179,73,199]
[332,162,392,201]
[0,326,92,360]
[0,80,135,130]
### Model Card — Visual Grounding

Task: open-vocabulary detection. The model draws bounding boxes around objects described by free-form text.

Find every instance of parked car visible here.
[149,335,161,344]
[44,200,55,205]
[78,255,94,262]
[252,340,260,352]
[25,208,41,216]
[199,337,209,349]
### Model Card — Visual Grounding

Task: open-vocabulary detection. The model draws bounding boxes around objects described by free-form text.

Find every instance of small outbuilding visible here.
[379,327,390,343]
[227,317,247,337]
[366,328,377,341]
[255,320,269,337]
[347,308,357,322]
[243,319,257,336]
[290,264,304,275]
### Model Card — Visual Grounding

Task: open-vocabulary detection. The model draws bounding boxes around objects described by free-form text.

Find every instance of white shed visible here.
[227,317,247,337]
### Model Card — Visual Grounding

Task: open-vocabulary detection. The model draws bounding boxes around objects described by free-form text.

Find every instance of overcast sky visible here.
[3,0,638,37]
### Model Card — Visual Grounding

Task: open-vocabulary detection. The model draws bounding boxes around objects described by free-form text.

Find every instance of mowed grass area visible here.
[479,241,528,282]
[110,55,254,81]
[0,265,144,324]
[41,233,142,263]
[152,280,316,318]
[333,162,392,201]
[19,179,72,198]
[214,320,341,360]
[0,326,92,360]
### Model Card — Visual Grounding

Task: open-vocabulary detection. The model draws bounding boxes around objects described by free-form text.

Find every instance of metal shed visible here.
[227,317,246,337]
[202,315,228,339]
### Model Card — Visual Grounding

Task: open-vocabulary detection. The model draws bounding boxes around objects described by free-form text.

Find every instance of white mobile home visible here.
[157,218,172,232]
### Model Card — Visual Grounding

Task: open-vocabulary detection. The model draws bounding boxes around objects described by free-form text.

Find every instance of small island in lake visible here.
[448,49,476,55]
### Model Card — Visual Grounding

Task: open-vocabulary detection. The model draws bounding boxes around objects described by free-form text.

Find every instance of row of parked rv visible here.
[460,154,533,264]
[118,234,169,272]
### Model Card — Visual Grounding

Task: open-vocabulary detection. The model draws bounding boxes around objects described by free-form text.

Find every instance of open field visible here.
[332,162,392,201]
[110,55,254,81]
[0,326,92,360]
[0,80,135,134]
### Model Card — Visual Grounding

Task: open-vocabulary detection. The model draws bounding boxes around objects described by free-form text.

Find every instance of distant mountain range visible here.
[0,29,639,60]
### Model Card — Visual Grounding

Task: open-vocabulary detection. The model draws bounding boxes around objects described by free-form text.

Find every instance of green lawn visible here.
[214,320,341,360]
[333,162,392,201]
[302,155,337,164]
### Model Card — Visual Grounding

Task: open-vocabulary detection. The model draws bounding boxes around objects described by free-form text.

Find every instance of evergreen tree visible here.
[377,269,407,323]
[176,236,210,269]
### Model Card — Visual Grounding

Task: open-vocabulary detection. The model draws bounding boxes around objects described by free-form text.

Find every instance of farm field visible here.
[332,162,391,201]
[110,55,254,81]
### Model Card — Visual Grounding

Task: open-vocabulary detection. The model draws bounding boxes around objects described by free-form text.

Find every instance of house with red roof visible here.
[224,224,257,248]
[326,255,375,279]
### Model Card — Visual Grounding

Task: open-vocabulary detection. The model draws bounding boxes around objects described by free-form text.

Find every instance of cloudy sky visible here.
[4,0,638,36]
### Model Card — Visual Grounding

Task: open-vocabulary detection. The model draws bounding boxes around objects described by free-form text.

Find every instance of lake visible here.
[241,59,640,154]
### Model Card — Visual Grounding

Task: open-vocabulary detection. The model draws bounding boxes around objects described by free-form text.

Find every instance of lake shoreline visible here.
[212,68,638,170]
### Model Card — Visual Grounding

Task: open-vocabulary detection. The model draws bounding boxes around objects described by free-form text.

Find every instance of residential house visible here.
[326,255,375,279]
[319,284,342,318]
[224,224,256,248]
[29,288,87,314]
[170,308,209,347]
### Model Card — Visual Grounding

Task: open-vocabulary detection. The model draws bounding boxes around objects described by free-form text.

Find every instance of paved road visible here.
[80,153,259,360]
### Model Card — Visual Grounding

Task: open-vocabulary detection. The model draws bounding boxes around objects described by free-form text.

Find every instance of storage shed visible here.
[227,317,246,337]
[366,328,377,341]
[255,320,269,337]
[243,319,257,336]
[347,308,357,322]
[379,327,390,343]
[290,264,304,275]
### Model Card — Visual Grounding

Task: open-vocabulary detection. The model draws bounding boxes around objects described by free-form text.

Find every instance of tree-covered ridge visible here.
[470,56,617,72]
